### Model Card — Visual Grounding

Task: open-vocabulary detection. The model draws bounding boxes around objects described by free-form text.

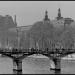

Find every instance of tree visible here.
[27,21,55,50]
[60,30,74,49]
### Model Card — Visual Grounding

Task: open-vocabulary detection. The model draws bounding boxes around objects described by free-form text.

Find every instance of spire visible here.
[14,15,17,26]
[56,8,63,20]
[44,10,50,21]
[46,10,48,16]
[58,8,61,18]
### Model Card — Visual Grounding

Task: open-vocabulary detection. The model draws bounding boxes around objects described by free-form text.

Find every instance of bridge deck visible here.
[0,48,75,58]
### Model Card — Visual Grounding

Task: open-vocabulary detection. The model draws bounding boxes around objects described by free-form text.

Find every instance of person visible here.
[31,47,34,52]
[46,48,48,52]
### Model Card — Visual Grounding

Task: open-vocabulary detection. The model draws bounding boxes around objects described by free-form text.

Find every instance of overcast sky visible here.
[0,1,75,26]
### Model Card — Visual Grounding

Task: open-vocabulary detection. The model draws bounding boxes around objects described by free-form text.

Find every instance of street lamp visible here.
[6,31,9,49]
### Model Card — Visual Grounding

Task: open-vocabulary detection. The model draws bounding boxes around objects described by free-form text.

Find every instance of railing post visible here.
[13,59,22,74]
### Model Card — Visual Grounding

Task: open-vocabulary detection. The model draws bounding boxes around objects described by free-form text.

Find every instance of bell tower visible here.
[57,8,63,20]
[58,8,61,18]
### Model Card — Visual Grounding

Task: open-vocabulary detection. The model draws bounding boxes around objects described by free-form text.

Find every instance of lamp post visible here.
[6,31,9,49]
[13,28,22,74]
[16,28,19,49]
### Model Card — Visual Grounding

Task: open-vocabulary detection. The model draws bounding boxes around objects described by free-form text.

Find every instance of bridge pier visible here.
[53,58,61,71]
[50,57,61,74]
[53,58,61,74]
[13,59,22,74]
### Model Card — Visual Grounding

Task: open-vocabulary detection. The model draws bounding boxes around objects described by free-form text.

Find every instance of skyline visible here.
[0,1,75,26]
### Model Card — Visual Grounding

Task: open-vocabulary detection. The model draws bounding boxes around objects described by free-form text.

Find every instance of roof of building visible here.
[8,25,33,32]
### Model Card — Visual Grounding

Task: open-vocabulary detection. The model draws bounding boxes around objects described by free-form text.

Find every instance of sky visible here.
[0,1,75,26]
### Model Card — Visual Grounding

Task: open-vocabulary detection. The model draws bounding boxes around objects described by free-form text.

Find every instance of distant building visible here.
[64,17,74,26]
[19,9,75,49]
[56,8,63,20]
[0,15,17,48]
[52,8,64,27]
[0,8,74,49]
[43,10,50,23]
[52,8,74,28]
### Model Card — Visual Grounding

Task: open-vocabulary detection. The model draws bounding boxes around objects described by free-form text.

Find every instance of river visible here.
[0,55,75,74]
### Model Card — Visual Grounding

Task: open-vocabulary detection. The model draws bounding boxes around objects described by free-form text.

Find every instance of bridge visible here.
[0,48,75,74]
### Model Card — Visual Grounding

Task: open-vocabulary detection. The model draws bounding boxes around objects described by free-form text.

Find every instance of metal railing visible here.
[0,48,75,54]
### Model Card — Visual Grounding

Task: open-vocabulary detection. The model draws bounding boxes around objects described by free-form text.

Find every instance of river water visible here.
[0,55,75,74]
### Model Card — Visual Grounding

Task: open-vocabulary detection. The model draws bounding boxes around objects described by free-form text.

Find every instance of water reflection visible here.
[54,70,61,74]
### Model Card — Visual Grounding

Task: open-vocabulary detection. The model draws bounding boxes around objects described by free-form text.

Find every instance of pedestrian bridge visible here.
[0,48,75,58]
[0,48,75,74]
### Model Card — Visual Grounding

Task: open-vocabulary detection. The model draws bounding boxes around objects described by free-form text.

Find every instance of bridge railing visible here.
[0,48,75,55]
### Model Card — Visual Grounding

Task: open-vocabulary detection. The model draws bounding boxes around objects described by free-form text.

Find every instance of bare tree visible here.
[27,21,55,50]
[60,30,74,49]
